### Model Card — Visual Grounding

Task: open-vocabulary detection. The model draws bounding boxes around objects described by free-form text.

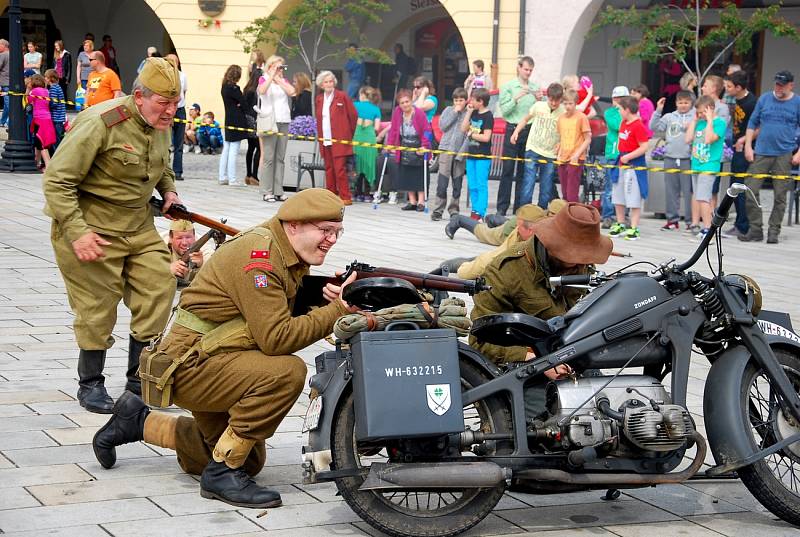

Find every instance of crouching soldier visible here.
[92,188,356,509]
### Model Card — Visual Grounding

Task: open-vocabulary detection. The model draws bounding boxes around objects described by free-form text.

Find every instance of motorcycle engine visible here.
[540,375,694,455]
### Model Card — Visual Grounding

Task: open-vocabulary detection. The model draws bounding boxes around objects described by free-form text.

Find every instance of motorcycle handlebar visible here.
[549,274,592,287]
[674,183,748,272]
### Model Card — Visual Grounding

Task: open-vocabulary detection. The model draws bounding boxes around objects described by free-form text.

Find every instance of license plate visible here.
[303,396,323,432]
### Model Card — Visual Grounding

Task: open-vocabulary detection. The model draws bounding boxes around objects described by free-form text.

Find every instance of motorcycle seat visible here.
[471,313,558,352]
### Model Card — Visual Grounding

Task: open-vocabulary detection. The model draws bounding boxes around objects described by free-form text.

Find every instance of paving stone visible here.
[103,511,263,537]
[149,484,317,517]
[3,441,157,466]
[687,512,800,536]
[685,480,768,512]
[0,430,58,450]
[606,520,722,536]
[0,498,166,532]
[26,400,84,414]
[0,525,111,537]
[498,500,680,531]
[79,455,182,480]
[0,464,93,488]
[0,487,41,510]
[242,500,364,530]
[252,464,304,487]
[44,426,99,445]
[0,414,75,432]
[0,403,36,417]
[233,523,371,537]
[623,483,746,516]
[507,489,635,508]
[28,473,199,506]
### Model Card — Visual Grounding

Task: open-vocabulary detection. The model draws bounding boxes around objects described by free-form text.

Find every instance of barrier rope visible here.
[15,91,800,182]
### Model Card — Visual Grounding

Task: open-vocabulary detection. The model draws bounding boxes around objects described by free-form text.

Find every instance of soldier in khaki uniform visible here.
[42,58,183,413]
[166,219,206,284]
[93,188,355,509]
[469,203,612,414]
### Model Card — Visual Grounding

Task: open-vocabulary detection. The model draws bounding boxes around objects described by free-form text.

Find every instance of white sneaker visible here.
[194,146,201,154]
[219,179,229,185]
[388,192,397,205]
[229,180,246,187]
[182,145,189,154]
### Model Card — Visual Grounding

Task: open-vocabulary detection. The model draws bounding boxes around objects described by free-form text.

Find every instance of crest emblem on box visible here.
[426,384,451,416]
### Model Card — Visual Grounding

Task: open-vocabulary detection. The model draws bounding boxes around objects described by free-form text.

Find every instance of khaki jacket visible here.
[43,95,176,242]
[179,217,348,356]
[457,229,522,280]
[469,237,587,363]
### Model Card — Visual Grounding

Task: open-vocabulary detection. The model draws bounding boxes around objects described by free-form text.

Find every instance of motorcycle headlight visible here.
[726,274,762,316]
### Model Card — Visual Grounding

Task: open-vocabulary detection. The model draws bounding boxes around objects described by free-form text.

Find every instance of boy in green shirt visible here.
[685,95,727,240]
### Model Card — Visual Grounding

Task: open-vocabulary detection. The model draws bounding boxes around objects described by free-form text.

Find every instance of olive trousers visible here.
[51,223,175,350]
[160,325,308,475]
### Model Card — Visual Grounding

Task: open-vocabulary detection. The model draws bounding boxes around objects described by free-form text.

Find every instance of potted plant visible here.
[284,115,319,189]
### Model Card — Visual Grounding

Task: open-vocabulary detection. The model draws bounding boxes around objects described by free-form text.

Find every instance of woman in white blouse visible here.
[257,55,296,202]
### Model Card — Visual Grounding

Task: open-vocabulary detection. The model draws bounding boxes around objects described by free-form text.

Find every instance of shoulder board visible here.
[101,106,132,128]
[496,247,526,267]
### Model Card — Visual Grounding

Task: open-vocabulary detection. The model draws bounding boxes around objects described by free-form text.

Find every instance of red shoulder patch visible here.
[251,250,270,259]
[244,261,273,273]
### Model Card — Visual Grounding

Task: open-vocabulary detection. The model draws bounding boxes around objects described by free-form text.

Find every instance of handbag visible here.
[399,131,423,166]
[245,114,257,138]
[255,91,277,132]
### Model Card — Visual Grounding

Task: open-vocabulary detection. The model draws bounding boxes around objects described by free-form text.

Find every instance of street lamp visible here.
[0,0,37,173]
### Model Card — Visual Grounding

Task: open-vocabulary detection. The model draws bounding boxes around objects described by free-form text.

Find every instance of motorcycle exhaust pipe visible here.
[359,461,510,491]
[515,431,708,486]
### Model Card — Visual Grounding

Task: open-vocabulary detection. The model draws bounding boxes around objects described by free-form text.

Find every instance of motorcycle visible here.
[302,183,800,537]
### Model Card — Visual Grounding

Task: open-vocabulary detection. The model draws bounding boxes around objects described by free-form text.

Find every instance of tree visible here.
[235,0,392,113]
[590,1,800,92]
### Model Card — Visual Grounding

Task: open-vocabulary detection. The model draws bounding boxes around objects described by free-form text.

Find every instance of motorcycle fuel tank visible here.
[560,274,672,345]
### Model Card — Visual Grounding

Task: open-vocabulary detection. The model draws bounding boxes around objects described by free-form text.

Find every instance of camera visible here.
[280,64,288,71]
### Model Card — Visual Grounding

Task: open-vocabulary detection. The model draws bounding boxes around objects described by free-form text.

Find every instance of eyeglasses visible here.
[310,222,344,240]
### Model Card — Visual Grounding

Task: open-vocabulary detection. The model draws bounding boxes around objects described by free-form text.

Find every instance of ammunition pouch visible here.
[139,308,258,408]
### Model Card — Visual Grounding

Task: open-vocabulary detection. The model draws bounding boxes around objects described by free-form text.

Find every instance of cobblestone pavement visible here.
[1,149,799,536]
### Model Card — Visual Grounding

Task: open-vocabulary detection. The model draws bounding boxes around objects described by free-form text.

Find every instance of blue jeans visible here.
[466,157,491,217]
[171,107,185,175]
[601,157,615,220]
[521,150,556,209]
[730,151,750,234]
[197,131,222,150]
[219,140,241,182]
[1,86,9,127]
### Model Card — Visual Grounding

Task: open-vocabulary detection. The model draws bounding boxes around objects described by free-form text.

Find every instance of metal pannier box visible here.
[350,328,464,441]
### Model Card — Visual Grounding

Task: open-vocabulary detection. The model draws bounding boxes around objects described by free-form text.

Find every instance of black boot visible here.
[446,214,477,239]
[77,350,114,414]
[92,390,149,469]
[126,335,148,396]
[438,257,476,276]
[200,460,283,508]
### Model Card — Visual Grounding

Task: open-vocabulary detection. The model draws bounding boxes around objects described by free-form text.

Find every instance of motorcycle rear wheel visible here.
[331,360,512,537]
[738,348,800,525]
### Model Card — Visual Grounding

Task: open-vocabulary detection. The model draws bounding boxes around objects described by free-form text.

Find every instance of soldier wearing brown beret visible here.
[43,57,183,413]
[93,188,356,509]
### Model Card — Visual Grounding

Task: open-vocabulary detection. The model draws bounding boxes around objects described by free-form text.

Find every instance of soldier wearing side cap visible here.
[43,57,184,414]
[165,219,206,284]
[445,198,567,243]
[93,188,357,510]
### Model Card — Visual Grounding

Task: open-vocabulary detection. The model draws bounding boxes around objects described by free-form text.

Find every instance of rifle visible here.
[174,228,226,287]
[150,196,240,237]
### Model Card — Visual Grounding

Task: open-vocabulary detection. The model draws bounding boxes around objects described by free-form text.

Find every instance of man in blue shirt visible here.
[344,44,365,100]
[740,71,800,244]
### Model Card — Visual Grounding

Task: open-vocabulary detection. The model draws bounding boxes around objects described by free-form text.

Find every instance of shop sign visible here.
[410,0,442,12]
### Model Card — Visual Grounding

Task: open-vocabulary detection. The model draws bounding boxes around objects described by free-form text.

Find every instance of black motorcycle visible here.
[302,184,800,537]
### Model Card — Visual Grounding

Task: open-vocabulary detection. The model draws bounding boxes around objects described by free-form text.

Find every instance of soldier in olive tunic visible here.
[43,58,183,413]
[469,203,612,414]
[93,188,355,510]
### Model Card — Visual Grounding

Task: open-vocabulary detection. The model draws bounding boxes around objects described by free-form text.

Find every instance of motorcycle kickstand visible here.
[602,488,621,501]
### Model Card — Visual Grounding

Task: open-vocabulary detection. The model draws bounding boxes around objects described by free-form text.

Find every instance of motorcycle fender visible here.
[704,345,754,467]
[304,362,351,472]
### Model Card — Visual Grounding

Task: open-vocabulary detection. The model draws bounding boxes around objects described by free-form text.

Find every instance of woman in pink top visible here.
[631,84,655,137]
[28,74,56,170]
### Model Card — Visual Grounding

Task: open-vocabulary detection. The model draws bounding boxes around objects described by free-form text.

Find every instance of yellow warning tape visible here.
[15,91,800,182]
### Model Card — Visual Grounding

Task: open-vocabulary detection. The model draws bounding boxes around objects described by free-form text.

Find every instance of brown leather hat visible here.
[531,202,612,265]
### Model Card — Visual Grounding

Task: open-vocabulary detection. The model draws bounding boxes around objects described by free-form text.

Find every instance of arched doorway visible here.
[413,17,468,103]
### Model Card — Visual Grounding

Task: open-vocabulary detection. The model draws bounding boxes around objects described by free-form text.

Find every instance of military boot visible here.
[92,390,149,469]
[200,460,282,508]
[445,214,477,240]
[126,335,148,396]
[77,350,114,414]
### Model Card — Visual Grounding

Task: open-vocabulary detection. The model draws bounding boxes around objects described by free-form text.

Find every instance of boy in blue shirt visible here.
[685,95,727,240]
[197,111,222,154]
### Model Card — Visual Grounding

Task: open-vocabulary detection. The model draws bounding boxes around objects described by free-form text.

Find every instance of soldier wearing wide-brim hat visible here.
[94,188,356,509]
[43,57,184,413]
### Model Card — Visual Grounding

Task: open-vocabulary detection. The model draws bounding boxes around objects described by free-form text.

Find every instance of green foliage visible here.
[235,0,392,75]
[590,2,800,86]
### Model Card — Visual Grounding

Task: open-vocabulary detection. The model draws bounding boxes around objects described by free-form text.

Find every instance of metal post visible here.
[0,0,37,173]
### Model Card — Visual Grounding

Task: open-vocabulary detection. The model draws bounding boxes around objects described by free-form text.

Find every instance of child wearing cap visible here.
[600,86,629,228]
[609,96,651,241]
[184,103,202,154]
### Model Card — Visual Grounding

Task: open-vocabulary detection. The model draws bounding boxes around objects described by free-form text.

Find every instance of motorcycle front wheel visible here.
[738,348,800,525]
[331,360,512,537]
